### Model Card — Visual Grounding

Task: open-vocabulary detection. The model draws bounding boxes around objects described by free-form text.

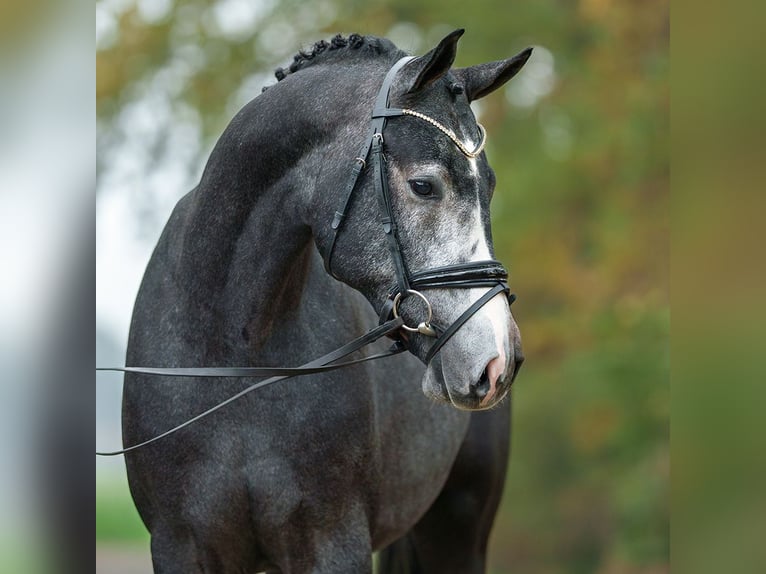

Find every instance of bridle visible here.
[96,56,515,457]
[325,56,514,363]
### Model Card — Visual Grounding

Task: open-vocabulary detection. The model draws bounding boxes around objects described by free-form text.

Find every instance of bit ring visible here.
[392,289,435,335]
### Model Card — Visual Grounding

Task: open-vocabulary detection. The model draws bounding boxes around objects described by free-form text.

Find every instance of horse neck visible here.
[169,58,395,359]
[173,85,331,357]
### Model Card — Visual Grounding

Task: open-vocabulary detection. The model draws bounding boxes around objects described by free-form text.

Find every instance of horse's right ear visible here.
[405,29,465,93]
[453,47,533,102]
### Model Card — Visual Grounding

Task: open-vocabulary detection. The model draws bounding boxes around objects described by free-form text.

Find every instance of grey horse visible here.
[122,29,529,573]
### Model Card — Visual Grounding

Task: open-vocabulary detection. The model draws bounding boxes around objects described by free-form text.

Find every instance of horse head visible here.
[301,31,529,410]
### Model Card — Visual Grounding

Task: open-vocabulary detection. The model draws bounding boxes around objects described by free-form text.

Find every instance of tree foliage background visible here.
[97,0,669,572]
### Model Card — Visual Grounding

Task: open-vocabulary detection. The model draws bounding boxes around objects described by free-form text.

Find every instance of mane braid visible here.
[272,34,389,83]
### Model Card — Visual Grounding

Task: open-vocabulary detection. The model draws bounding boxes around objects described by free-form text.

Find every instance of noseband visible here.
[96,57,516,456]
[325,56,515,363]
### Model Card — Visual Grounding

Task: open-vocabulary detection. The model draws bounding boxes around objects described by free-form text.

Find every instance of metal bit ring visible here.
[392,289,437,336]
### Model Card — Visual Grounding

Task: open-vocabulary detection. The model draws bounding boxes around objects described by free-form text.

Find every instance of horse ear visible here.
[406,29,465,93]
[453,47,533,102]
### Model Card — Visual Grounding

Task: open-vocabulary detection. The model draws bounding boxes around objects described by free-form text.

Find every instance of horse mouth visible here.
[448,386,510,411]
[421,358,510,411]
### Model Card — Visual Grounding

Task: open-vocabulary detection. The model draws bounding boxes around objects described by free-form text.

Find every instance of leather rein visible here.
[96,56,515,457]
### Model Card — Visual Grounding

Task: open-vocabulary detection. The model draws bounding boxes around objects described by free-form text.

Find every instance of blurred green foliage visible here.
[97,0,668,572]
[96,477,150,543]
[672,3,766,573]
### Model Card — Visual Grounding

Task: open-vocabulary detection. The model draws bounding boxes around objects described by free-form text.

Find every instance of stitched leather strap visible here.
[409,260,508,289]
[372,136,411,294]
[325,56,415,276]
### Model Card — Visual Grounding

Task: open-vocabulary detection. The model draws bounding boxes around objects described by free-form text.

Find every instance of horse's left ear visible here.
[453,47,533,102]
[406,29,465,93]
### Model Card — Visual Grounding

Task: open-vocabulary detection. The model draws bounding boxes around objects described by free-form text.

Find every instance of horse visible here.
[121,29,529,573]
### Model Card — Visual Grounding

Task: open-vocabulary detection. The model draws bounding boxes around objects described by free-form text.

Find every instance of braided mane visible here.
[273,34,397,83]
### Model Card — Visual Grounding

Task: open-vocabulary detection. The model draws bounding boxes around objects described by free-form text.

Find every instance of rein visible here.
[97,56,515,457]
[97,318,406,456]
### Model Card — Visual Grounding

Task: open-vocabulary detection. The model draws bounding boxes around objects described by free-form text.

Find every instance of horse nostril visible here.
[469,369,492,399]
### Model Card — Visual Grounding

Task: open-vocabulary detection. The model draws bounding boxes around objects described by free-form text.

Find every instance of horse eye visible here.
[408,180,433,197]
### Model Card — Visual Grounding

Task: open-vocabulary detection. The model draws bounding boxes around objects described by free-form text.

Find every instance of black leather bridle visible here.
[96,57,515,457]
[325,56,514,362]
